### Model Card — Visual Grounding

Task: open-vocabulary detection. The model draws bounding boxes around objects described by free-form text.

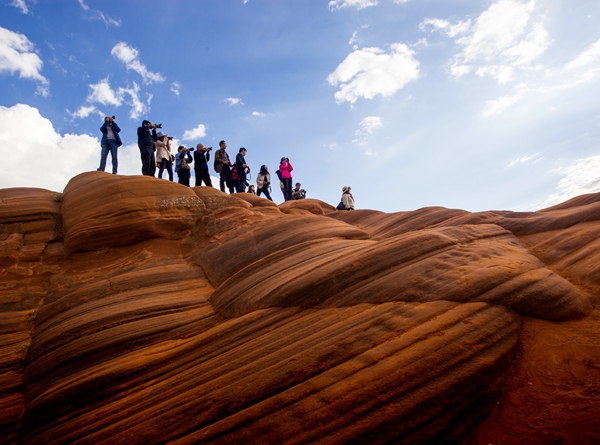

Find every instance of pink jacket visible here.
[280,161,293,179]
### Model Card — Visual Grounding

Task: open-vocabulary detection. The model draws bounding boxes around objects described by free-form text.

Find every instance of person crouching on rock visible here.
[337,186,355,210]
[156,132,173,181]
[176,145,193,186]
[292,182,306,200]
[256,165,273,201]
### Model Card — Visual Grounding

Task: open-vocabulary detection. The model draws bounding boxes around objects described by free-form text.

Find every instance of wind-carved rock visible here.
[0,172,598,444]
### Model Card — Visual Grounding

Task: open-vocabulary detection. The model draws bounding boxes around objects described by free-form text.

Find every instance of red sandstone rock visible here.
[0,172,598,444]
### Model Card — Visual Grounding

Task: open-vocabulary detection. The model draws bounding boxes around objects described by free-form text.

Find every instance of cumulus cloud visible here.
[0,26,49,86]
[327,43,420,104]
[182,124,207,141]
[328,0,378,12]
[0,104,102,191]
[171,81,181,96]
[252,111,266,117]
[540,155,600,208]
[224,97,243,106]
[85,77,150,120]
[111,42,165,84]
[421,0,552,85]
[10,0,30,14]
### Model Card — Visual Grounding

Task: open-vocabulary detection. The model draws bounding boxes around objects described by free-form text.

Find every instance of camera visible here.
[206,147,212,151]
[188,147,195,151]
[168,136,173,140]
[155,123,162,129]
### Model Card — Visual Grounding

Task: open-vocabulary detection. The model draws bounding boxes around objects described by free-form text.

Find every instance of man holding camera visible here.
[194,144,213,187]
[137,120,160,176]
[176,145,194,186]
[292,182,307,200]
[214,140,235,194]
[98,116,122,175]
[235,147,249,193]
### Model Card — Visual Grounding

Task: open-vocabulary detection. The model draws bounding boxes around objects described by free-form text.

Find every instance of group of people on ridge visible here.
[97,116,354,209]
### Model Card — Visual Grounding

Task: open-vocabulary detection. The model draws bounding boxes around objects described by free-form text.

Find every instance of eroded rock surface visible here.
[0,172,598,444]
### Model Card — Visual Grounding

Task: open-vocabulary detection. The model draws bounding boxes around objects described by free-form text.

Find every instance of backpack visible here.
[231,163,239,180]
[275,168,283,181]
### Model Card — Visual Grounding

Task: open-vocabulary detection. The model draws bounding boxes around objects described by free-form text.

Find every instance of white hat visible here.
[156,132,167,138]
[342,186,350,192]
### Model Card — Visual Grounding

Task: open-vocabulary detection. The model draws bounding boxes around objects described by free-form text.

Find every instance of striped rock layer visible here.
[0,172,597,444]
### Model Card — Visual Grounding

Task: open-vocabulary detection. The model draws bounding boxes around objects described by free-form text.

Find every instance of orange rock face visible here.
[0,172,598,444]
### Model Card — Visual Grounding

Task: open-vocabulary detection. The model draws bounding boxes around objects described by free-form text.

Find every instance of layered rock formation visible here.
[0,172,598,444]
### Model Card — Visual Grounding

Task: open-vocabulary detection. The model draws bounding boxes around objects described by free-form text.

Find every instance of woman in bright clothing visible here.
[338,186,355,210]
[279,157,293,201]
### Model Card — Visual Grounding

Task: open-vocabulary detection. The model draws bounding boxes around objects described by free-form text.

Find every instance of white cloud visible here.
[482,94,519,117]
[565,39,600,71]
[0,104,101,192]
[0,26,49,86]
[421,0,552,85]
[419,18,472,38]
[252,111,266,117]
[508,152,542,167]
[182,124,207,141]
[357,116,383,134]
[10,0,29,14]
[77,0,120,27]
[224,97,243,106]
[327,43,420,104]
[540,155,600,208]
[171,81,181,96]
[85,78,150,120]
[328,0,378,12]
[70,105,97,120]
[111,42,165,84]
[88,78,121,106]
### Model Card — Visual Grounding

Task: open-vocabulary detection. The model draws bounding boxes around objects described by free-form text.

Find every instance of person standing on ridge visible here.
[97,116,122,175]
[175,145,193,186]
[214,140,235,194]
[236,147,249,193]
[194,144,213,187]
[155,132,173,181]
[279,156,293,201]
[137,120,159,176]
[256,165,273,201]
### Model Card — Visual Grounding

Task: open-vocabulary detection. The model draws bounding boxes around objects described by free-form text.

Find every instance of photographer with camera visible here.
[194,143,213,187]
[235,147,249,193]
[256,165,273,201]
[156,132,173,181]
[214,140,235,194]
[291,182,307,200]
[175,145,194,187]
[279,156,294,201]
[137,119,161,176]
[97,115,122,175]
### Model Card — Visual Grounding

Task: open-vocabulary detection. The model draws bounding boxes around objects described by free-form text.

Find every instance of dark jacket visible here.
[236,153,247,175]
[100,121,122,147]
[137,125,157,149]
[194,150,210,172]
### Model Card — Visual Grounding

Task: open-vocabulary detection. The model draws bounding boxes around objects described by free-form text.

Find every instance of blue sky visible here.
[1,0,599,211]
